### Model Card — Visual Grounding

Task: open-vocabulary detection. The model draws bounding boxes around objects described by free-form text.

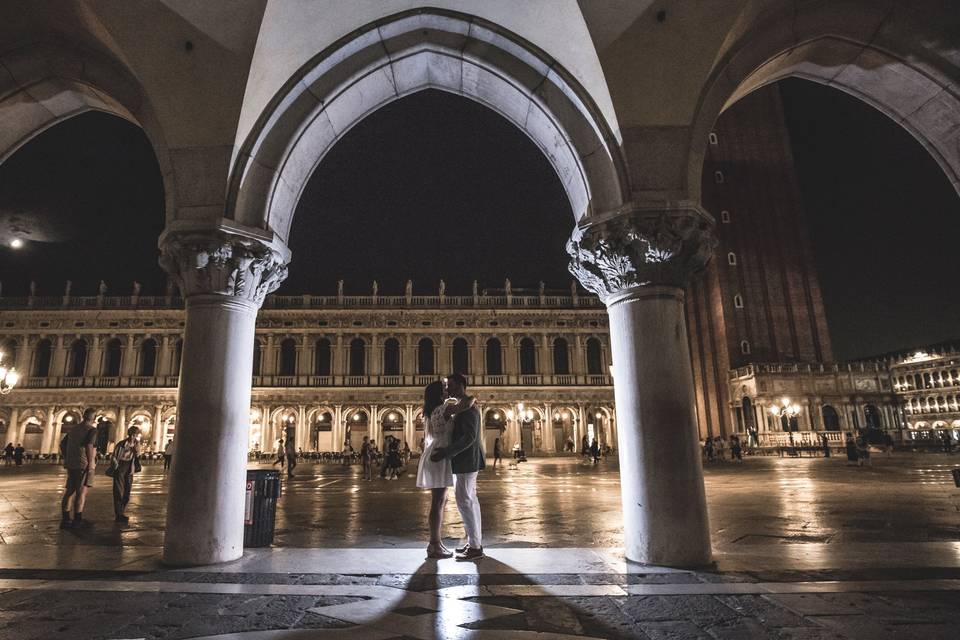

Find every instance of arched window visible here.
[139,338,158,376]
[740,340,751,355]
[32,339,52,377]
[733,294,744,308]
[418,338,435,375]
[485,338,503,375]
[822,405,841,430]
[279,338,297,376]
[553,338,570,375]
[67,339,87,377]
[586,338,603,375]
[173,339,183,374]
[519,338,537,375]
[914,373,923,390]
[103,338,122,377]
[924,373,933,388]
[314,338,331,376]
[727,252,737,265]
[252,338,263,376]
[349,338,365,375]
[452,338,469,374]
[383,338,400,376]
[864,404,882,427]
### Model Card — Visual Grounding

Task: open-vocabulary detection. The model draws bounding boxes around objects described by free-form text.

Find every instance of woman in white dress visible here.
[416,380,475,558]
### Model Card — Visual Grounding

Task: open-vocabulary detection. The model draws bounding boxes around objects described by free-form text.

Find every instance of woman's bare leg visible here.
[429,488,447,545]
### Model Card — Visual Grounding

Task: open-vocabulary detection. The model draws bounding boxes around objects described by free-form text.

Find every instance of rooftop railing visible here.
[0,293,603,311]
[729,361,887,379]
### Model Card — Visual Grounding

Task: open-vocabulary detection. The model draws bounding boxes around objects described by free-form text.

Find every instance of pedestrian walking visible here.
[492,437,502,468]
[703,438,715,462]
[110,425,141,523]
[13,443,23,466]
[883,432,894,457]
[3,442,13,466]
[820,432,831,458]
[715,436,727,462]
[360,436,373,480]
[163,438,173,471]
[590,438,600,464]
[273,438,285,468]
[284,435,297,478]
[59,408,98,529]
[856,433,871,467]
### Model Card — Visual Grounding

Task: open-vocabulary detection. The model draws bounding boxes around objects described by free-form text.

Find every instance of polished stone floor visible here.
[0,452,956,638]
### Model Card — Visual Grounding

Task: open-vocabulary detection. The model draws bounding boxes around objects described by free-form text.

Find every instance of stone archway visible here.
[228,9,627,240]
[0,42,177,221]
[689,12,960,201]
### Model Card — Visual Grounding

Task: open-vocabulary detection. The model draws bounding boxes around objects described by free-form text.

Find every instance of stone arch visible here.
[229,10,626,241]
[690,4,960,201]
[0,42,177,221]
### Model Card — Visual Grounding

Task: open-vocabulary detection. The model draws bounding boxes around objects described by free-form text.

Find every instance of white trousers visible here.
[454,471,482,548]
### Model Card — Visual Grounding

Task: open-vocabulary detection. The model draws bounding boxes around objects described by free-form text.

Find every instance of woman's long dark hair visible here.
[423,380,445,418]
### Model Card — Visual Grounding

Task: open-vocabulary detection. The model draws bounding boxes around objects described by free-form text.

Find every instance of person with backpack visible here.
[110,426,142,523]
[59,408,98,529]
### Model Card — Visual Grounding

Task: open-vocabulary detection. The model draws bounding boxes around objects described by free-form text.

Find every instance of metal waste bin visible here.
[244,469,282,547]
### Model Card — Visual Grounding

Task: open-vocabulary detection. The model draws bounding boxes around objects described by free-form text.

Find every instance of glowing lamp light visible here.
[388,413,396,421]
[526,409,533,421]
[0,351,18,395]
[65,416,73,423]
[596,412,603,419]
[505,409,514,420]
[492,411,500,420]
[286,415,295,423]
[9,238,23,249]
[353,414,360,421]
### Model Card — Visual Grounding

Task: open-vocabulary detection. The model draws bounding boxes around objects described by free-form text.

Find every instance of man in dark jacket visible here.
[431,373,484,560]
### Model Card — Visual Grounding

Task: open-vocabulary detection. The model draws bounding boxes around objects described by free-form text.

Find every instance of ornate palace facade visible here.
[0,291,616,455]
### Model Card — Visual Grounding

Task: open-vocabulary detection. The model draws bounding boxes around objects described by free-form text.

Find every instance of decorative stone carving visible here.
[566,211,716,302]
[159,232,288,306]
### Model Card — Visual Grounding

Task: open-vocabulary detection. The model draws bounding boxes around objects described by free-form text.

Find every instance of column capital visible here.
[159,228,289,307]
[566,204,716,304]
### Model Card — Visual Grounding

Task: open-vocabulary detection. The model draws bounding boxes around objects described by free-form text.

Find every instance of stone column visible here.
[159,228,288,566]
[153,405,164,451]
[540,335,552,379]
[41,409,56,453]
[157,336,173,377]
[567,206,716,567]
[121,335,137,377]
[8,408,20,446]
[87,336,104,378]
[50,335,67,379]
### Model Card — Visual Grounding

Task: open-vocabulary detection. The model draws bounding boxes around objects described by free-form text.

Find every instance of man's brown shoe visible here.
[455,546,484,561]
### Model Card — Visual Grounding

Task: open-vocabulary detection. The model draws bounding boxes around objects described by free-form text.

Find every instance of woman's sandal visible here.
[426,543,453,559]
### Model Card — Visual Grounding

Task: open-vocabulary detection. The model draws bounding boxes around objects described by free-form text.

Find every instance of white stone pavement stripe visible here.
[0,577,958,597]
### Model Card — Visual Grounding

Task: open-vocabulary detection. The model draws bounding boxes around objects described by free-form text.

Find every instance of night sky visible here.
[0,82,957,360]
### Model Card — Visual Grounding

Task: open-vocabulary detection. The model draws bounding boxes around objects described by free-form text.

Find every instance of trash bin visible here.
[244,469,282,547]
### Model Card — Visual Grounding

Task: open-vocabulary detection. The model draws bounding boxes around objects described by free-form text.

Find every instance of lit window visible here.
[740,340,751,355]
[734,294,744,309]
[727,252,737,266]
[708,132,719,145]
[720,210,731,223]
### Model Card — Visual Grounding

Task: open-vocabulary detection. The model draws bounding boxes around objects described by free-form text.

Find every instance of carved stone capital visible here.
[159,231,288,307]
[566,207,717,303]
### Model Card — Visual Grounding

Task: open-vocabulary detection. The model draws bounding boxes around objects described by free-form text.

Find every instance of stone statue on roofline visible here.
[29,280,36,297]
[472,280,478,297]
[64,280,72,297]
[132,281,141,296]
[504,278,511,296]
[438,279,445,297]
[337,279,344,298]
[405,279,413,298]
[372,280,378,298]
[99,280,107,296]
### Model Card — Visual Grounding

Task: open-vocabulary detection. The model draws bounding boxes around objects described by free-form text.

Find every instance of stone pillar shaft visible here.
[568,205,716,567]
[159,228,288,566]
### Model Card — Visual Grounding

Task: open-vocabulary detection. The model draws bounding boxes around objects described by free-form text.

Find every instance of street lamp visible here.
[770,397,801,433]
[0,351,20,395]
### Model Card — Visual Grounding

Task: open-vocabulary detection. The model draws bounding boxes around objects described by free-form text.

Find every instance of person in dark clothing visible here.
[590,438,600,464]
[13,443,23,466]
[730,435,743,461]
[492,437,502,468]
[60,408,98,529]
[111,426,141,523]
[3,443,13,465]
[845,434,859,463]
[820,432,831,458]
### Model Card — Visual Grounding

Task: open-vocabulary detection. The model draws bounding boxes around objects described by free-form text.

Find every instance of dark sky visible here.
[0,83,957,360]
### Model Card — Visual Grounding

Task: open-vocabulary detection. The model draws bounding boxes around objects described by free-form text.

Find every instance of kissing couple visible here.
[415,373,485,560]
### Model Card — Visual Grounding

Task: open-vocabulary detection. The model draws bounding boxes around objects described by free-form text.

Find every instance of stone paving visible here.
[0,453,955,638]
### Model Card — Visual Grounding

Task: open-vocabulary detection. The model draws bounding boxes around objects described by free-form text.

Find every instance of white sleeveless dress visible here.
[416,406,454,488]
